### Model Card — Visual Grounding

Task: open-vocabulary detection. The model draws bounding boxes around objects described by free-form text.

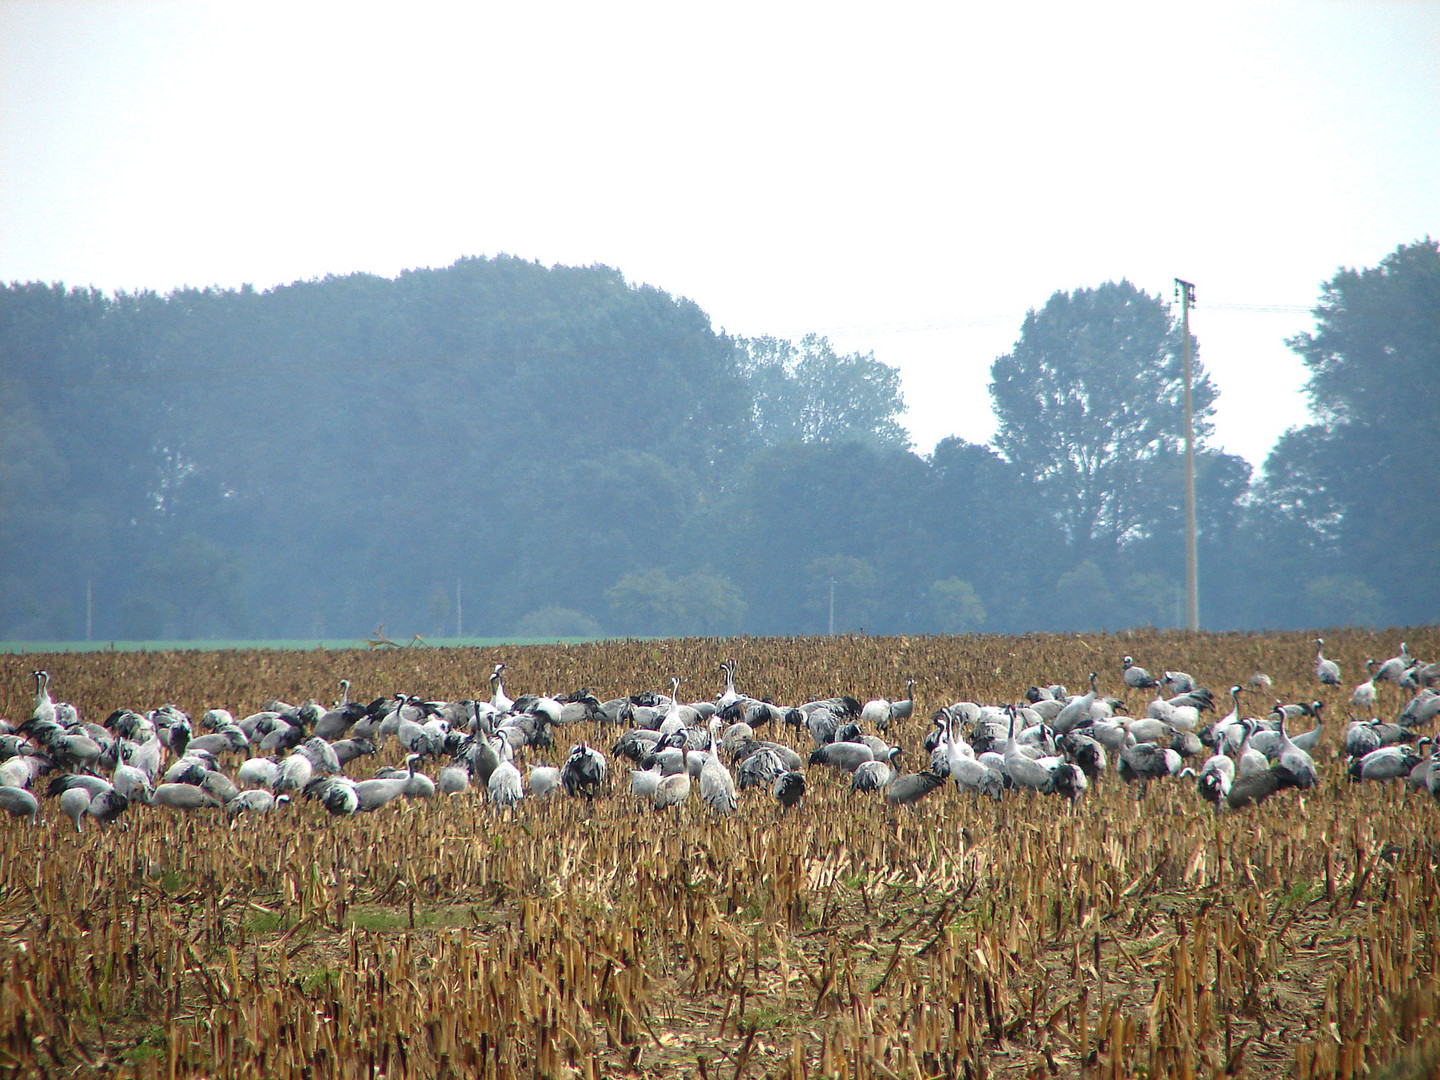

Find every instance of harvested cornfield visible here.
[1,628,1438,1079]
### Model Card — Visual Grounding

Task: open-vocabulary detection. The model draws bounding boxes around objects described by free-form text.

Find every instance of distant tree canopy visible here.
[1260,237,1440,624]
[735,334,909,449]
[989,281,1220,555]
[0,247,1433,640]
[0,259,915,641]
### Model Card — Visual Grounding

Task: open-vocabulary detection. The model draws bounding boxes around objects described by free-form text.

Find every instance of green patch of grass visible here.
[946,904,990,936]
[345,904,487,931]
[1282,879,1326,906]
[245,903,490,937]
[346,907,411,931]
[245,909,294,934]
[121,1025,167,1066]
[739,1003,790,1034]
[300,968,339,996]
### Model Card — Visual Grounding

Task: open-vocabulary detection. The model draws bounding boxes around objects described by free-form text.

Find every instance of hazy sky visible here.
[3,1,1437,467]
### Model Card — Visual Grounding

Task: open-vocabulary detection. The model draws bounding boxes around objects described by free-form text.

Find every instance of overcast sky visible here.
[3,0,1436,468]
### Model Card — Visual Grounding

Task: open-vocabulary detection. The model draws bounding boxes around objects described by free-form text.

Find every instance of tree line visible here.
[1,241,1435,641]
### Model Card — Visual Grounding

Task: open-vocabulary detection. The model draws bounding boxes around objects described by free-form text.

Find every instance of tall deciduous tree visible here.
[989,281,1216,555]
[735,334,909,448]
[1265,238,1440,623]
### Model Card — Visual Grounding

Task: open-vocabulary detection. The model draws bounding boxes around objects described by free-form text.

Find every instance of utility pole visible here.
[828,578,837,636]
[1176,278,1199,631]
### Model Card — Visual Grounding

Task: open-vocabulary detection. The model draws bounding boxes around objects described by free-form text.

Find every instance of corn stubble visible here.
[1,628,1437,1078]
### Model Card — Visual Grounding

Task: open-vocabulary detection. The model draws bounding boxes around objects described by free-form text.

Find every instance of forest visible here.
[1,240,1436,641]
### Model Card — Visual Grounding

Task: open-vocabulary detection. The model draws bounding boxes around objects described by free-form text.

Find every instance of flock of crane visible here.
[2,640,1438,831]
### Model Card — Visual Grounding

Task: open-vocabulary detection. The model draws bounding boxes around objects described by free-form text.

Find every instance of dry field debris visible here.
[1,628,1438,1079]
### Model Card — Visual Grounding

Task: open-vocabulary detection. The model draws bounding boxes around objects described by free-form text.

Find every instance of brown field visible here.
[1,627,1438,1079]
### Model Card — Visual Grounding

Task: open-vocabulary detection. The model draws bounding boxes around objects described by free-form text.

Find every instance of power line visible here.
[756,314,1021,338]
[763,300,1313,340]
[1202,302,1312,314]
